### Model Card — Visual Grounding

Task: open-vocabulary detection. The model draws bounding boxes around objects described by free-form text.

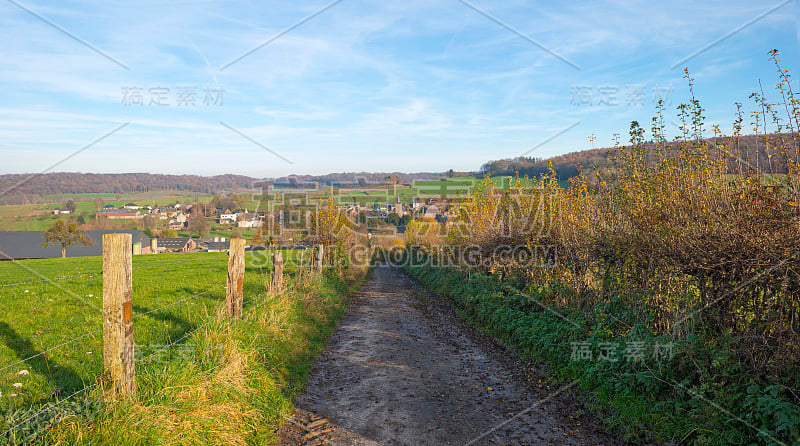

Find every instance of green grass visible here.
[405,261,800,446]
[1,194,220,224]
[0,250,363,444]
[0,207,39,219]
[2,216,62,232]
[42,192,217,202]
[409,176,544,197]
[0,253,238,406]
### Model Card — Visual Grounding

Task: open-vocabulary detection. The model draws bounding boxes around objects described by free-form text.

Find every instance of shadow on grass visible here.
[0,322,101,445]
[132,304,197,344]
[0,322,85,397]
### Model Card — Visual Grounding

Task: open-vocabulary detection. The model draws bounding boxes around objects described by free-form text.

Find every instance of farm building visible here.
[96,209,143,219]
[197,237,230,252]
[168,213,188,230]
[155,237,196,253]
[237,213,262,228]
[205,241,230,252]
[0,230,152,260]
[219,213,237,223]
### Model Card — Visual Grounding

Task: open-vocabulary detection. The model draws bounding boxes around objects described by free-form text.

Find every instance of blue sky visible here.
[1,0,798,177]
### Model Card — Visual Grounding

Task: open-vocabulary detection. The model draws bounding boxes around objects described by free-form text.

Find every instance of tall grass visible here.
[0,252,366,445]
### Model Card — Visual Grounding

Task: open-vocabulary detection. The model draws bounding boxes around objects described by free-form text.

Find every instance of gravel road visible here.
[273,265,627,446]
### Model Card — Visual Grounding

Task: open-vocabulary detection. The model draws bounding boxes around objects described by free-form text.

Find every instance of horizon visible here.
[1,1,798,178]
[0,170,457,179]
[1,127,791,179]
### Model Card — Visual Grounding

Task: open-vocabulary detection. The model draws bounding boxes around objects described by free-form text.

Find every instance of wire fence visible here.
[0,287,275,443]
[130,256,220,271]
[0,273,101,289]
[0,383,99,444]
[137,290,269,365]
[0,255,222,289]
[0,282,227,374]
[132,284,226,320]
[0,247,315,443]
[0,329,102,376]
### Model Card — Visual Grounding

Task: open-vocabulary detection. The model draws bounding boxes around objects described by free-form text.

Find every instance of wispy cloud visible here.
[0,0,797,176]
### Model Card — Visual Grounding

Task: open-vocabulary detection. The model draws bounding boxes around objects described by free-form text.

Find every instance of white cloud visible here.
[0,0,796,175]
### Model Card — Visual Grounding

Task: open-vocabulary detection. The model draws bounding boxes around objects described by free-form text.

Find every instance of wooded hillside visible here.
[482,132,799,180]
[0,173,259,205]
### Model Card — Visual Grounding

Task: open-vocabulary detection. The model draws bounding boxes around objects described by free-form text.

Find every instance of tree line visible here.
[0,173,258,205]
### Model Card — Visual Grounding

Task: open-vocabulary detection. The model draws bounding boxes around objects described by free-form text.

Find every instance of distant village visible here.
[90,197,452,231]
[1,195,455,261]
[93,202,264,230]
[90,198,450,227]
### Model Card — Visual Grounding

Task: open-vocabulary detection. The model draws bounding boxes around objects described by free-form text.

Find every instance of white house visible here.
[169,213,187,225]
[237,213,262,228]
[219,213,237,224]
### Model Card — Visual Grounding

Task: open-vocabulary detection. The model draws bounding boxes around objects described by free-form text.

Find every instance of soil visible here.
[273,265,630,446]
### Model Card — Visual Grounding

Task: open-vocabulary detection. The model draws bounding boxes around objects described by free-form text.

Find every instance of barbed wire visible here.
[0,282,229,373]
[0,382,99,441]
[135,292,272,393]
[133,284,226,320]
[0,255,224,288]
[139,291,268,365]
[138,320,215,365]
[0,272,102,289]
[0,328,101,375]
[0,289,272,441]
[131,256,222,271]
[243,292,268,307]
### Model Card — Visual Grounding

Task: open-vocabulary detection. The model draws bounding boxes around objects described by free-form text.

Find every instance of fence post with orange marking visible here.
[226,238,246,318]
[102,233,135,399]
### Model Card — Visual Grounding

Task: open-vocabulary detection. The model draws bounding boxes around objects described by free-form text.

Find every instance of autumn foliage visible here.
[422,53,800,376]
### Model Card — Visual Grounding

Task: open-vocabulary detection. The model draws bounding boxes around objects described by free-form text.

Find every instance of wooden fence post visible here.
[102,233,135,399]
[226,238,246,318]
[316,245,324,271]
[271,251,283,292]
[296,250,305,284]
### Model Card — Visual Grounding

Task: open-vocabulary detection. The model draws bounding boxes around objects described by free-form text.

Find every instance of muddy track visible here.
[273,265,628,446]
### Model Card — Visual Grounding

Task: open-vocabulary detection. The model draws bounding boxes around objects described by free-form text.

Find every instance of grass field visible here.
[1,215,63,232]
[42,192,220,202]
[409,176,544,197]
[0,207,40,219]
[0,249,351,444]
[266,178,518,208]
[0,253,244,408]
[0,192,222,231]
[406,261,800,445]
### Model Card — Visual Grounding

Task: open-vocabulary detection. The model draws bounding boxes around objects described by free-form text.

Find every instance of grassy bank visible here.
[1,252,366,445]
[405,262,800,446]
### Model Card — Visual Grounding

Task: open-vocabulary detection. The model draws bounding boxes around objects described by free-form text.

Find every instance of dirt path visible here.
[274,265,626,445]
